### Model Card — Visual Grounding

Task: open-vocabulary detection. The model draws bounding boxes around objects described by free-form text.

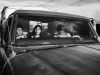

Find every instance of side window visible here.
[8,17,13,30]
[3,17,13,45]
[0,25,1,37]
[0,25,1,43]
[8,17,13,43]
[96,24,100,36]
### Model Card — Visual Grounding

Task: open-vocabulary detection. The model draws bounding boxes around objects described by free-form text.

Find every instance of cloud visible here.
[3,0,46,2]
[0,0,100,20]
[63,3,100,20]
[70,0,100,5]
[3,0,54,3]
[3,0,100,5]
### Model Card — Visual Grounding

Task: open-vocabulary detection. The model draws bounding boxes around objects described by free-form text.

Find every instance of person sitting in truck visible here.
[31,25,42,38]
[16,25,27,39]
[54,24,71,38]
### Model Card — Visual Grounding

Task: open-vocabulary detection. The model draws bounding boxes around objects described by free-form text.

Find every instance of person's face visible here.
[35,27,41,35]
[17,28,23,36]
[59,30,64,34]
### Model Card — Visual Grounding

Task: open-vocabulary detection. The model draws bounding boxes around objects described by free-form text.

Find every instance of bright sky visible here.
[0,0,100,20]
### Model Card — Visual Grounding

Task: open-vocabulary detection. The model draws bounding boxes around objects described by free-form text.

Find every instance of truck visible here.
[0,6,51,24]
[1,6,100,75]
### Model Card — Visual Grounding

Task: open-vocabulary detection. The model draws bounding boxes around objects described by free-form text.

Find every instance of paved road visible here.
[10,45,100,75]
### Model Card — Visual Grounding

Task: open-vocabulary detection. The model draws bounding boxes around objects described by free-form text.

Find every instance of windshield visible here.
[15,14,96,46]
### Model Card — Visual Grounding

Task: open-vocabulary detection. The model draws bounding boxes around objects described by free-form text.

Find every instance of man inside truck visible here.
[16,25,27,39]
[54,24,71,37]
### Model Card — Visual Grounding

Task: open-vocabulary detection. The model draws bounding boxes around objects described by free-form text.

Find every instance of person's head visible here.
[32,25,42,36]
[16,26,23,36]
[57,24,64,34]
[64,22,78,35]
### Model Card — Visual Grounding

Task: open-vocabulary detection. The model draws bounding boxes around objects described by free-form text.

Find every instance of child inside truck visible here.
[16,25,27,39]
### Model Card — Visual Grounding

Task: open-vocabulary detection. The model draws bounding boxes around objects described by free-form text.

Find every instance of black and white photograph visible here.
[0,0,100,75]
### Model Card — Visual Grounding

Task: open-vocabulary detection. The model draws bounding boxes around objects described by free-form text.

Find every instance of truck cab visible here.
[1,6,100,75]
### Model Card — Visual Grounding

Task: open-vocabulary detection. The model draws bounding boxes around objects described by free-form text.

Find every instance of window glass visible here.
[15,15,93,44]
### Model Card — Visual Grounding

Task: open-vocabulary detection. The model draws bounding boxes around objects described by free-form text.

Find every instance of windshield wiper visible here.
[14,45,64,55]
[14,44,82,55]
[74,39,97,44]
[13,40,97,55]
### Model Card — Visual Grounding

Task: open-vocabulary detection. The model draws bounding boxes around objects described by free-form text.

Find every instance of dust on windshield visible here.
[15,15,94,44]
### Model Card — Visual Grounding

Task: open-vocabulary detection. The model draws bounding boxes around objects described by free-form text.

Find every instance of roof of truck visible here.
[1,6,90,20]
[1,6,52,19]
[13,10,89,20]
[1,6,52,13]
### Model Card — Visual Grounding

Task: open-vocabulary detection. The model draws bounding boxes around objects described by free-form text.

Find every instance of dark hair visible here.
[32,25,42,35]
[17,25,23,29]
[57,24,64,32]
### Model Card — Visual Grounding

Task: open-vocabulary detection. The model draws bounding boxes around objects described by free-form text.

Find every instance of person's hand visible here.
[72,35,80,38]
[58,33,71,37]
[72,35,83,40]
[16,35,27,39]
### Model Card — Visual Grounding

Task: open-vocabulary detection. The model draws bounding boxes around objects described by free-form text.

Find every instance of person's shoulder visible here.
[23,32,28,35]
[72,35,80,38]
[64,33,71,37]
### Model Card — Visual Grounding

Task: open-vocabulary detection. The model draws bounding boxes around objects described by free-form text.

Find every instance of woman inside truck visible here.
[31,25,42,38]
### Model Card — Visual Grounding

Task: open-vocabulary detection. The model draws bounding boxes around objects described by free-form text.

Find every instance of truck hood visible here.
[10,44,100,75]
